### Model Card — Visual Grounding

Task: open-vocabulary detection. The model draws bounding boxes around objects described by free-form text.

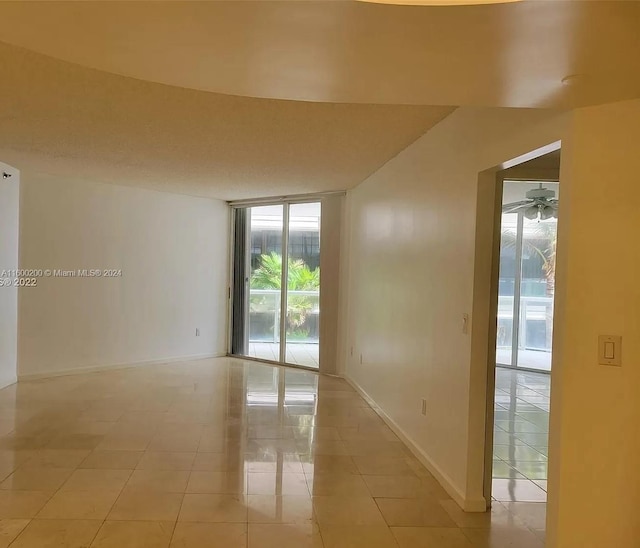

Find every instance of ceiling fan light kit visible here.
[524,204,557,221]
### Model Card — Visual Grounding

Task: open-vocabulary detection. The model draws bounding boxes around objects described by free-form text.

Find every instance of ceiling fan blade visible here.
[502,200,530,213]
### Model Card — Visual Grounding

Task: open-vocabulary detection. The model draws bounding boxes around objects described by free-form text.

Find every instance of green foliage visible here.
[250,252,320,336]
[250,252,285,290]
[289,262,320,291]
[251,252,320,290]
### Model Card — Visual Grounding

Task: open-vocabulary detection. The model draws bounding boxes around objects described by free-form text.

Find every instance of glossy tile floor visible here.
[493,367,550,506]
[0,358,544,547]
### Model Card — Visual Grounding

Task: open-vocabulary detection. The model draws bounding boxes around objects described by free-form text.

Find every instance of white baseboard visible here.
[344,374,487,513]
[17,352,226,381]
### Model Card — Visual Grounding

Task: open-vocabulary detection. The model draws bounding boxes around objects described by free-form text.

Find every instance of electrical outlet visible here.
[195,328,200,337]
[421,399,427,415]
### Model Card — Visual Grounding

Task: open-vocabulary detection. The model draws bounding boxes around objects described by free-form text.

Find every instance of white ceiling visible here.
[0,1,638,200]
[0,41,453,200]
[0,1,638,108]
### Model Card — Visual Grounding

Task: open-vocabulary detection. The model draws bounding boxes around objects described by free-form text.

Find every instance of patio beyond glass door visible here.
[233,201,321,370]
[496,182,558,372]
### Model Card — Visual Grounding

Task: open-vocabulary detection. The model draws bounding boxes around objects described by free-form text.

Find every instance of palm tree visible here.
[250,252,285,290]
[251,252,320,291]
[251,252,320,336]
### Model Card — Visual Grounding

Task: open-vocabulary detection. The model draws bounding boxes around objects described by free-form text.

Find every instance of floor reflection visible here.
[492,367,550,505]
[0,357,545,547]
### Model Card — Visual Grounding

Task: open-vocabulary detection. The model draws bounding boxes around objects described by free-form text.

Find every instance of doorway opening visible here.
[490,149,559,515]
[231,201,321,370]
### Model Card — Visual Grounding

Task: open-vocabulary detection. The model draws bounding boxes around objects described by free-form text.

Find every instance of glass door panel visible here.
[232,201,322,370]
[497,181,558,373]
[248,205,284,362]
[517,216,557,371]
[284,202,321,368]
[496,212,518,367]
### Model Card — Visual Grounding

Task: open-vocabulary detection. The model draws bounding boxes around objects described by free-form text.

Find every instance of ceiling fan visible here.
[502,183,558,220]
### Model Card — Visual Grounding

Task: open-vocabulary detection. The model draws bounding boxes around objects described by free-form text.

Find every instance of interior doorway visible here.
[231,201,321,370]
[489,149,559,520]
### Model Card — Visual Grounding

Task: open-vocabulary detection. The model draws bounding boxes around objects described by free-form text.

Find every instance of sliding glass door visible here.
[232,201,321,369]
[517,214,557,369]
[496,212,518,367]
[497,182,558,372]
[285,202,321,367]
[248,205,284,362]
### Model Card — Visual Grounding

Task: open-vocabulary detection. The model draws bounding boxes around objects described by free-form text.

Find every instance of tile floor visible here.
[492,367,550,509]
[0,358,544,547]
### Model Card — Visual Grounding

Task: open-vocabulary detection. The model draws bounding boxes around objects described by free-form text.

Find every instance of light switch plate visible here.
[598,335,622,366]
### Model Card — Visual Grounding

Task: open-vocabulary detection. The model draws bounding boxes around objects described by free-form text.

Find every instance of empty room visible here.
[0,1,639,547]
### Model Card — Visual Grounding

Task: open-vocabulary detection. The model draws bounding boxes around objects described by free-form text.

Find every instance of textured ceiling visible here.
[0,42,453,200]
[1,1,638,200]
[0,1,638,108]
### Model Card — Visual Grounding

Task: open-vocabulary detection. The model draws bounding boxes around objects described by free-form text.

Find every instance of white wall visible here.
[547,98,640,548]
[0,162,20,389]
[341,107,568,510]
[18,173,229,378]
[319,194,344,375]
[341,99,640,545]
